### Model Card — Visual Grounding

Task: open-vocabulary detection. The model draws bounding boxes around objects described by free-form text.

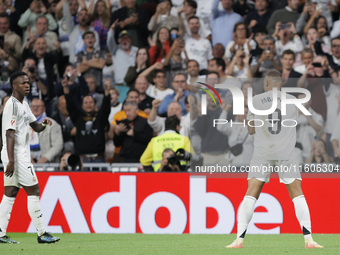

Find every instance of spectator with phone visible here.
[0,13,21,71]
[22,58,47,104]
[149,27,171,65]
[148,0,179,43]
[272,21,304,58]
[266,0,301,35]
[18,0,57,41]
[113,100,153,163]
[163,38,188,87]
[310,0,338,30]
[109,0,150,47]
[225,22,256,61]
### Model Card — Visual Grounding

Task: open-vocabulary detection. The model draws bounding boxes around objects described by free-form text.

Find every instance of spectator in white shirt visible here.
[184,16,213,70]
[107,20,138,85]
[146,69,174,100]
[294,48,314,74]
[272,21,303,58]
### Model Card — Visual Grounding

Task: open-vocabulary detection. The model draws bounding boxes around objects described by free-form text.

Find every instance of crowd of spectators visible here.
[0,0,340,171]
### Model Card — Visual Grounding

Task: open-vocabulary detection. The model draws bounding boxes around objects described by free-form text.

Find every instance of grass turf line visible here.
[0,233,338,255]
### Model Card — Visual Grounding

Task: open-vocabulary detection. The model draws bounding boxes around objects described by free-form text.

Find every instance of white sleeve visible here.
[147,116,165,134]
[292,37,304,53]
[224,41,234,60]
[331,21,340,38]
[206,40,213,60]
[2,101,17,131]
[330,115,340,141]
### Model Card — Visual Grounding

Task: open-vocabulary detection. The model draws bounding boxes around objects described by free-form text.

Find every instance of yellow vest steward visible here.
[152,132,185,171]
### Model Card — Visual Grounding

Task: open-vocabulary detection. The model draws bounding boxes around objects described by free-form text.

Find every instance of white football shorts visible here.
[247,156,302,185]
[3,160,38,187]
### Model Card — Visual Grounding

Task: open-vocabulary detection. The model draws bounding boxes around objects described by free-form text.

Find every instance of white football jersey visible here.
[247,90,298,160]
[1,97,36,162]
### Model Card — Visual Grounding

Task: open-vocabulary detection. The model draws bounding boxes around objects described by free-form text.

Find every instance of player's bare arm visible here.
[29,119,53,133]
[247,120,255,135]
[5,129,15,177]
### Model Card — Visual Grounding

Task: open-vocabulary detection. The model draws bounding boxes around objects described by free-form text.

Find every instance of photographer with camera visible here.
[60,151,83,171]
[140,115,195,172]
[158,149,181,172]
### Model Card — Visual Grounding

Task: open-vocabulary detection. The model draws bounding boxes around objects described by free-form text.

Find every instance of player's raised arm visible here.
[5,129,15,177]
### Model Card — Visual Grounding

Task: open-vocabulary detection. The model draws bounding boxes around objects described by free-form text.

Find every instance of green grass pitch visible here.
[1,233,339,255]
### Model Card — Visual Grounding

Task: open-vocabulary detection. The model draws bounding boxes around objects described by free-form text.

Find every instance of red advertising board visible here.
[0,172,339,234]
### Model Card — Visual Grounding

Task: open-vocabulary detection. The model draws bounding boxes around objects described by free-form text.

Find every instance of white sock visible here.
[27,196,45,236]
[293,195,312,240]
[237,195,257,239]
[0,195,15,237]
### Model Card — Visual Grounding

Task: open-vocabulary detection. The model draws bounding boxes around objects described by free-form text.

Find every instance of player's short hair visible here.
[10,71,28,88]
[211,58,226,72]
[281,49,296,60]
[123,100,138,109]
[264,70,282,85]
[165,115,180,131]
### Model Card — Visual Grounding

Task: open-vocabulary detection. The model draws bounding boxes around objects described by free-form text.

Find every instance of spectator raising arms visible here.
[88,0,111,50]
[149,27,171,65]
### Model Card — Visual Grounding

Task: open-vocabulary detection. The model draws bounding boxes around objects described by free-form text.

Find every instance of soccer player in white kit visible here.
[226,70,323,249]
[0,72,60,244]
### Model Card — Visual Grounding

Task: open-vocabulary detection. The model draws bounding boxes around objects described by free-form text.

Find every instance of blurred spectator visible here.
[296,93,323,161]
[135,76,154,114]
[76,30,105,89]
[18,1,58,39]
[149,27,171,64]
[314,37,340,72]
[108,87,122,122]
[110,0,150,47]
[62,74,111,163]
[211,0,243,47]
[66,8,100,63]
[305,139,333,163]
[102,48,115,85]
[272,22,303,58]
[178,0,211,40]
[148,0,179,43]
[55,0,79,73]
[148,99,190,136]
[53,95,76,153]
[88,0,111,50]
[60,151,83,171]
[186,59,203,85]
[208,58,228,80]
[0,0,18,34]
[163,38,188,87]
[250,35,281,78]
[107,22,138,85]
[140,115,194,171]
[55,64,90,110]
[305,27,331,56]
[331,115,340,159]
[294,48,314,74]
[280,50,302,88]
[311,0,338,29]
[114,100,153,162]
[227,50,252,78]
[158,73,190,116]
[250,26,267,54]
[331,19,340,39]
[184,16,213,70]
[296,0,316,35]
[85,74,104,109]
[22,58,47,104]
[245,0,273,32]
[233,0,254,19]
[146,69,174,100]
[22,37,62,114]
[191,89,229,165]
[29,99,63,163]
[0,13,21,68]
[124,47,153,88]
[297,55,333,120]
[24,16,59,52]
[225,22,255,61]
[212,43,225,59]
[217,104,254,165]
[304,15,331,48]
[266,0,301,35]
